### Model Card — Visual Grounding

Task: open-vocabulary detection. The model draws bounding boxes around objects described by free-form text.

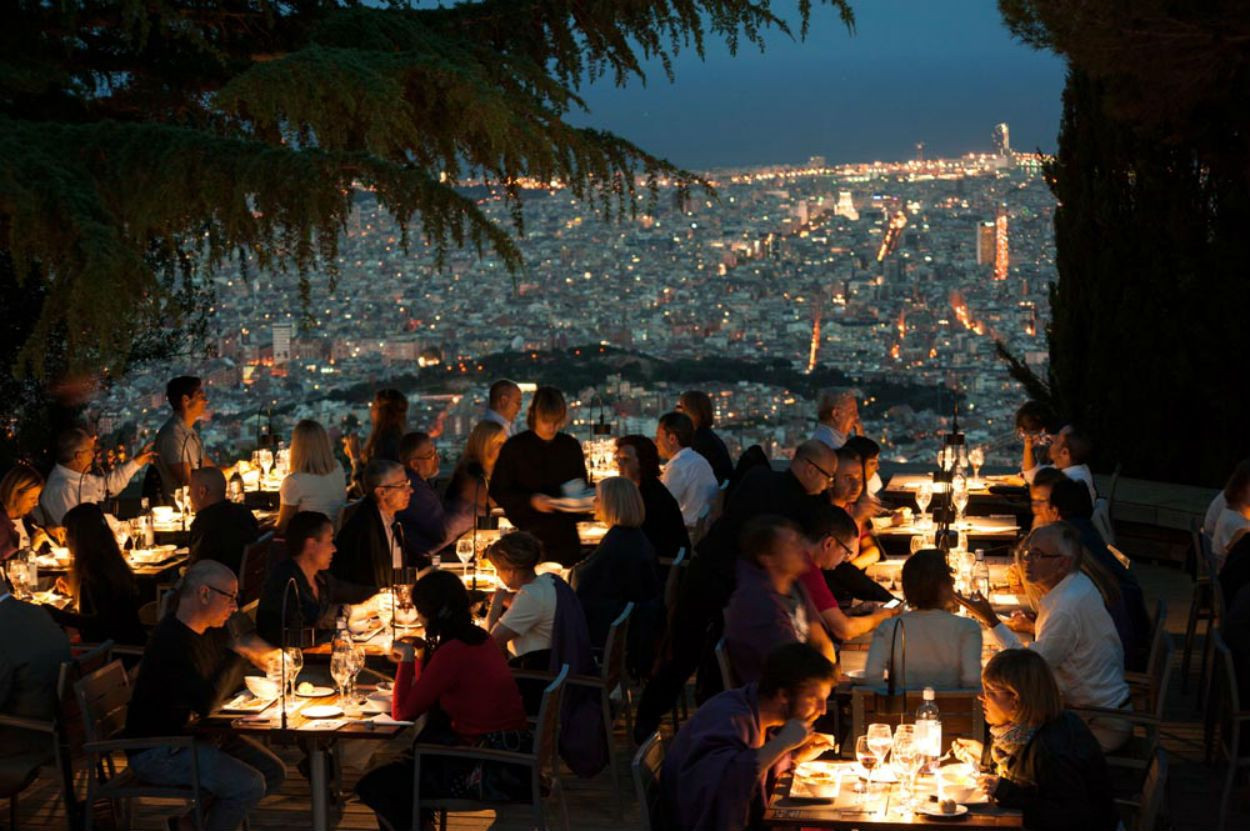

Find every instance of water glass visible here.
[455,537,474,565]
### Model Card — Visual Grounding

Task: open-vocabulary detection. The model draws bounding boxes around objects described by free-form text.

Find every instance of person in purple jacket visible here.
[659,642,836,831]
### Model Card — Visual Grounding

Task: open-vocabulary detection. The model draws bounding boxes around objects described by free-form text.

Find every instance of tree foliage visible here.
[998,1,1250,485]
[1,0,854,384]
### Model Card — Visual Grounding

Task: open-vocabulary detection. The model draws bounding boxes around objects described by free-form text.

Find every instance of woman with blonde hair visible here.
[966,648,1117,831]
[443,421,507,544]
[1,463,50,559]
[570,476,660,648]
[277,419,347,532]
[489,386,588,565]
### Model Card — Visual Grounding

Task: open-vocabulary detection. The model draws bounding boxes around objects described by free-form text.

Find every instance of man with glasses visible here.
[333,458,430,589]
[395,431,455,562]
[38,427,155,525]
[798,504,899,643]
[126,560,285,831]
[957,522,1131,752]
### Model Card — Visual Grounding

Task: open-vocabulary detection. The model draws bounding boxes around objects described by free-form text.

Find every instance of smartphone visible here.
[883,598,902,610]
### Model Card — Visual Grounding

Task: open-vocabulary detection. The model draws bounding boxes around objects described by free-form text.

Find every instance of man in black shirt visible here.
[188,467,261,576]
[126,560,284,831]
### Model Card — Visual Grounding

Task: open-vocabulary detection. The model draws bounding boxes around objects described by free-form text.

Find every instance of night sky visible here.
[568,0,1067,170]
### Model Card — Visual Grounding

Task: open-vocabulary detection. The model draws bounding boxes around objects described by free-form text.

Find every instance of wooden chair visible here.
[239,531,275,609]
[1126,600,1168,702]
[850,689,984,756]
[1199,537,1227,711]
[412,664,570,831]
[714,637,736,691]
[566,603,634,818]
[661,547,688,615]
[631,732,665,831]
[1129,749,1168,831]
[1212,632,1250,831]
[1093,497,1116,546]
[76,659,206,831]
[1072,634,1174,771]
[1183,525,1216,694]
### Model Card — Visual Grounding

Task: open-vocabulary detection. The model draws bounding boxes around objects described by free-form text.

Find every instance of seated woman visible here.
[485,531,558,669]
[1,463,52,561]
[355,569,531,831]
[276,419,347,533]
[973,648,1118,831]
[843,435,883,497]
[570,476,661,649]
[862,549,982,690]
[48,503,146,645]
[256,511,376,645]
[614,434,691,561]
[442,420,507,546]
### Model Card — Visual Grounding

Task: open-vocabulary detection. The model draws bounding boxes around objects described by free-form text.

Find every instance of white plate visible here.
[918,804,968,818]
[295,686,335,698]
[301,704,344,719]
[844,669,865,680]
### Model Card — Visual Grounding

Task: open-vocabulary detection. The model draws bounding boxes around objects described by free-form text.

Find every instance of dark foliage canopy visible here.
[998,0,1250,486]
[1,0,854,383]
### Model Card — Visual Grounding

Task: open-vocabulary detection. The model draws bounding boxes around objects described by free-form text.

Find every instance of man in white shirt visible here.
[810,388,861,450]
[39,428,154,526]
[958,521,1131,752]
[655,412,718,528]
[482,379,522,437]
[1021,424,1097,505]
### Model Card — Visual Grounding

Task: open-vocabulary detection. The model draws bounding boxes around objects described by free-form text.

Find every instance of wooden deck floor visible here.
[10,562,1248,830]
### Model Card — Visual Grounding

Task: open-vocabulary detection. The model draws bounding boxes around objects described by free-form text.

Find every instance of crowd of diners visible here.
[0,378,1242,831]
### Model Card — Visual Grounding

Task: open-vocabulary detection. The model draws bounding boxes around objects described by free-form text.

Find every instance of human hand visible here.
[530,494,556,513]
[1005,610,1035,634]
[950,738,983,766]
[134,443,156,465]
[54,576,71,597]
[980,774,1000,798]
[773,718,812,752]
[954,592,1000,628]
[389,641,417,664]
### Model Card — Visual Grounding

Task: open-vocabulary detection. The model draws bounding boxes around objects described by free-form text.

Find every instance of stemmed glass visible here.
[915,482,933,528]
[951,474,970,527]
[892,729,924,810]
[855,735,878,797]
[330,647,353,703]
[455,537,475,566]
[172,487,185,516]
[969,446,985,484]
[866,723,894,779]
[258,449,274,483]
[284,647,303,704]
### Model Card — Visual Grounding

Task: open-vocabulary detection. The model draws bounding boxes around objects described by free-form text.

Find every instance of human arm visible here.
[806,617,837,665]
[490,623,520,655]
[390,645,462,721]
[757,718,810,774]
[102,456,150,495]
[826,603,898,644]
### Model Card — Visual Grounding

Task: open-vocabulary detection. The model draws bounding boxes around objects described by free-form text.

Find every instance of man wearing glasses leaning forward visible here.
[957,522,1132,753]
[125,560,286,831]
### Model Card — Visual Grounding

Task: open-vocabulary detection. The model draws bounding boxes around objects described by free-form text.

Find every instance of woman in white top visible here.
[277,419,347,533]
[486,531,557,666]
[863,548,983,691]
[1211,460,1250,567]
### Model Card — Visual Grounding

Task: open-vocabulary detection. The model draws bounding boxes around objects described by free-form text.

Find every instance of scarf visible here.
[989,720,1039,777]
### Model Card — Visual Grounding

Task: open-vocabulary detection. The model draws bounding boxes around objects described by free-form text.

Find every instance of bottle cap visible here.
[923,686,935,700]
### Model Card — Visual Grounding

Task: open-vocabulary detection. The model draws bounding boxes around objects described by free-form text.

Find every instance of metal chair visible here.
[1212,632,1250,831]
[412,664,570,831]
[76,659,206,831]
[631,731,665,831]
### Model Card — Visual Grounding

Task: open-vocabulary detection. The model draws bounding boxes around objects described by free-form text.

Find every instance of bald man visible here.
[189,467,260,576]
[126,561,285,830]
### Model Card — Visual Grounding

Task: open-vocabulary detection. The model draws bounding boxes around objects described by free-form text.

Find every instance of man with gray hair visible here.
[484,379,522,436]
[811,388,862,450]
[126,560,285,831]
[188,467,261,575]
[38,427,154,525]
[958,521,1131,752]
[333,458,428,588]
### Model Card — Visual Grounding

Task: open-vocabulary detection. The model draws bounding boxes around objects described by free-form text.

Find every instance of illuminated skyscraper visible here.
[994,203,1009,280]
[835,191,859,221]
[975,221,996,265]
[993,123,1010,156]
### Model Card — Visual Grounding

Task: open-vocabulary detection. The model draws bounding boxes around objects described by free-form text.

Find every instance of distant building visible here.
[993,123,1010,156]
[835,191,859,221]
[994,203,1009,281]
[975,221,996,265]
[272,323,293,367]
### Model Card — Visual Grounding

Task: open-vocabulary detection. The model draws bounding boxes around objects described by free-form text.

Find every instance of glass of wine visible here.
[284,647,304,702]
[892,733,923,810]
[951,474,970,525]
[866,723,894,778]
[969,446,985,484]
[330,648,353,702]
[915,482,933,528]
[455,537,475,565]
[855,735,877,796]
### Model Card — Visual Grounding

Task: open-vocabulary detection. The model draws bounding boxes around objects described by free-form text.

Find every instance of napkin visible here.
[299,719,347,731]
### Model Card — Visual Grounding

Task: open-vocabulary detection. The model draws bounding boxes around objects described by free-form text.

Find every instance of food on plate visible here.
[940,799,958,814]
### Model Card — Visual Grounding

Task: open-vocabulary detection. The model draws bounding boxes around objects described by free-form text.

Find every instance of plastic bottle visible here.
[973,549,991,599]
[915,686,942,773]
[25,548,38,591]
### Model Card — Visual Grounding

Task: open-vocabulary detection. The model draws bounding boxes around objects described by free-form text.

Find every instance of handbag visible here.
[873,617,908,716]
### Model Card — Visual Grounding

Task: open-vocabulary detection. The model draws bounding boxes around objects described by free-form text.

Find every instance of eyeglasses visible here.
[1019,547,1066,562]
[804,457,835,482]
[379,480,414,491]
[413,450,438,461]
[204,584,239,604]
[833,535,856,559]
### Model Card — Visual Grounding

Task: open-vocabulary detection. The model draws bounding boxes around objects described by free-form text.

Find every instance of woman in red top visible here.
[356,570,531,830]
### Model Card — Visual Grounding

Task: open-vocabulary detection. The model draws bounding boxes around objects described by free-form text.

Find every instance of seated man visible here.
[256,511,376,645]
[828,447,880,569]
[660,642,836,831]
[125,561,285,831]
[656,411,719,528]
[39,427,154,526]
[333,459,429,590]
[798,505,898,643]
[724,516,835,685]
[958,522,1131,753]
[1028,467,1068,529]
[1022,424,1097,505]
[811,388,860,450]
[189,467,260,575]
[0,587,71,769]
[394,431,454,561]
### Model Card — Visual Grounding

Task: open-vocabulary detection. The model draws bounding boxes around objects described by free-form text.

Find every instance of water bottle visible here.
[973,549,991,599]
[915,686,942,773]
[25,548,38,592]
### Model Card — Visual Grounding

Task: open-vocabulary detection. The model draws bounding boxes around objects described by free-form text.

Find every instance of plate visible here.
[844,669,866,680]
[295,685,334,698]
[918,804,968,818]
[219,693,276,714]
[301,704,344,719]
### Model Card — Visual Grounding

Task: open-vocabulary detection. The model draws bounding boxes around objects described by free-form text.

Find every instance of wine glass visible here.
[348,645,366,700]
[951,474,969,525]
[171,487,185,516]
[866,723,894,774]
[969,446,985,484]
[915,481,933,527]
[330,648,353,701]
[909,533,926,555]
[855,735,878,795]
[455,537,475,565]
[892,732,923,810]
[284,647,304,701]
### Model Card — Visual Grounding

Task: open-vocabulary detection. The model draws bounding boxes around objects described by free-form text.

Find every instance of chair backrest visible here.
[850,688,984,756]
[1192,525,1208,581]
[663,547,688,614]
[601,602,634,690]
[1201,539,1227,623]
[74,659,133,745]
[1213,630,1243,716]
[1093,498,1116,546]
[239,531,275,607]
[1106,543,1132,570]
[632,731,665,831]
[1144,634,1174,720]
[54,642,115,824]
[714,637,735,690]
[1145,599,1169,684]
[1135,749,1168,831]
[534,664,570,777]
